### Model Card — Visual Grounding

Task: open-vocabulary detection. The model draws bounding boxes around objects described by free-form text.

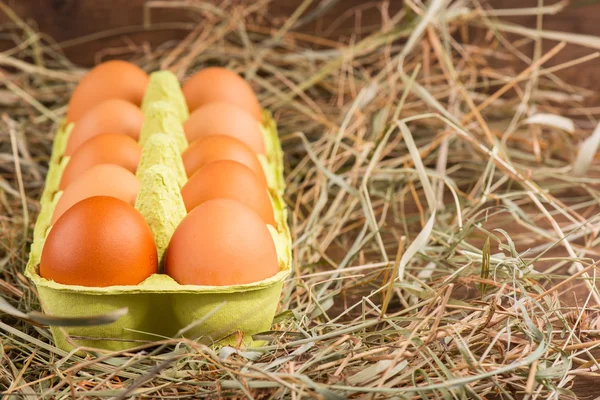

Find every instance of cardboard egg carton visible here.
[25,71,292,352]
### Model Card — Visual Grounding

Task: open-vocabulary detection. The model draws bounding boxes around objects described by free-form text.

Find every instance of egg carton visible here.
[25,71,292,352]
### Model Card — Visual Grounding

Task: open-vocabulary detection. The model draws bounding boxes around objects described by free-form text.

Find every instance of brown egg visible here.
[181,160,275,226]
[182,135,267,185]
[64,99,144,156]
[66,60,149,122]
[52,164,140,225]
[60,134,142,190]
[182,67,261,121]
[165,199,279,286]
[41,196,157,287]
[183,102,265,154]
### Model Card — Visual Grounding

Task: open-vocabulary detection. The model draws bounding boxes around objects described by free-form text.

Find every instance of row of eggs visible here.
[39,61,280,288]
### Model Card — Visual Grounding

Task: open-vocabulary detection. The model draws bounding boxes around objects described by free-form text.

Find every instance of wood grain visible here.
[0,0,401,65]
[2,0,599,92]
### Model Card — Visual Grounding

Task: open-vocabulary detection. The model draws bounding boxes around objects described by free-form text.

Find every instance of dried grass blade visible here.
[396,121,437,281]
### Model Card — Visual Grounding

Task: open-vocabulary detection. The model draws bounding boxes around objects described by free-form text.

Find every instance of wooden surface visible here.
[1,0,600,93]
[2,0,600,397]
[488,0,600,95]
[0,0,402,65]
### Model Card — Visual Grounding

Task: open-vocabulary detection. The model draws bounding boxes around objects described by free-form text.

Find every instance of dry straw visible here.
[1,0,600,398]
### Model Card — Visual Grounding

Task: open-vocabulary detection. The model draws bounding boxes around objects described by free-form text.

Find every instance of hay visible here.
[2,0,600,398]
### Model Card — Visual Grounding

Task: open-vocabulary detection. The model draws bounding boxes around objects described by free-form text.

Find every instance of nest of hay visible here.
[1,1,600,398]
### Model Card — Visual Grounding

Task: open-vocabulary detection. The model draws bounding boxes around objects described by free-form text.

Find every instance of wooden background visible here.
[1,0,600,91]
[2,0,600,397]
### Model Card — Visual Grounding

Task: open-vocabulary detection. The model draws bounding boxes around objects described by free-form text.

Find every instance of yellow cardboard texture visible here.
[135,164,187,267]
[261,117,286,195]
[138,100,188,152]
[136,133,187,188]
[141,70,189,122]
[25,71,292,352]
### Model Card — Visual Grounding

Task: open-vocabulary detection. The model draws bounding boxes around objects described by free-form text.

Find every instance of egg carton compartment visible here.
[26,71,292,352]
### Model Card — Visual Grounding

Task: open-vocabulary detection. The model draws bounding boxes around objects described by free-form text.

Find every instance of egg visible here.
[40,196,157,287]
[182,67,261,121]
[165,199,279,286]
[60,134,142,190]
[64,99,144,156]
[182,135,267,185]
[51,164,140,225]
[181,160,275,226]
[66,60,149,122]
[183,102,266,154]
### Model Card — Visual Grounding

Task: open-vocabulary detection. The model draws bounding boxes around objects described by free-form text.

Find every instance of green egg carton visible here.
[25,71,292,352]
